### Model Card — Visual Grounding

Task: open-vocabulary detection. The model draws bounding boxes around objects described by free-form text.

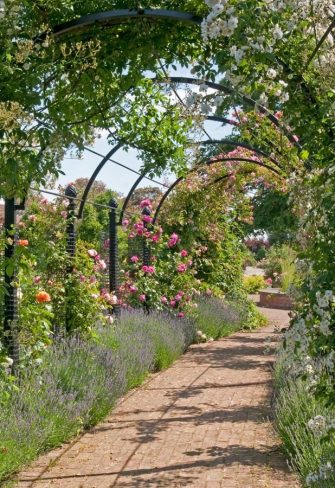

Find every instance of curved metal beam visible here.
[50,9,201,38]
[152,156,283,224]
[161,77,302,149]
[118,173,145,225]
[77,142,123,218]
[199,139,281,168]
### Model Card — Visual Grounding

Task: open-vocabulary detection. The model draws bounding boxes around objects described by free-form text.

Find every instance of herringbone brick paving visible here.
[15,308,300,488]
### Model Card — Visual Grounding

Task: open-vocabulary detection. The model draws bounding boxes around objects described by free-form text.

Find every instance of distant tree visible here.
[251,186,298,245]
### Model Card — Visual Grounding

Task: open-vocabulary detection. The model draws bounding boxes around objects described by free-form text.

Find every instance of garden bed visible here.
[259,288,292,310]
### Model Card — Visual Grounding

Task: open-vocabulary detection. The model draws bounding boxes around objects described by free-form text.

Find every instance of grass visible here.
[274,364,335,487]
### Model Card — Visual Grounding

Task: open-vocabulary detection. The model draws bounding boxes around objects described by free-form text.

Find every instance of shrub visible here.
[243,275,266,293]
[195,296,266,339]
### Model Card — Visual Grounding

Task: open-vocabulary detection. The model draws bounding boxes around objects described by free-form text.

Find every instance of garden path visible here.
[16,307,300,488]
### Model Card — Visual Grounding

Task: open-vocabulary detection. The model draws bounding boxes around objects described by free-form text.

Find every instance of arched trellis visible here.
[152,155,285,224]
[47,9,301,148]
[78,136,283,220]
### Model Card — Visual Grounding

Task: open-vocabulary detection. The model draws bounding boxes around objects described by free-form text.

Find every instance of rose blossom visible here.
[35,291,51,303]
[33,276,41,284]
[177,312,185,318]
[130,255,139,263]
[140,198,152,209]
[180,249,188,257]
[129,285,138,293]
[177,263,187,273]
[88,249,98,258]
[28,214,36,222]
[60,210,67,219]
[161,296,168,304]
[170,299,176,307]
[167,233,179,248]
[139,294,146,302]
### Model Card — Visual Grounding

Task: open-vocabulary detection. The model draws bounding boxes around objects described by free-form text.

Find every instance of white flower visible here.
[273,25,283,40]
[307,415,327,436]
[259,93,268,105]
[267,68,277,79]
[1,356,13,368]
[227,16,238,29]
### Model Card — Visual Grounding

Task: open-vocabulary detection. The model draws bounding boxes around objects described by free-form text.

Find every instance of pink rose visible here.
[122,219,129,227]
[170,299,176,307]
[130,255,139,263]
[33,276,41,284]
[79,275,86,283]
[177,263,187,273]
[266,277,273,286]
[142,215,153,223]
[88,249,98,258]
[152,234,159,243]
[147,266,155,274]
[142,265,149,273]
[139,294,146,302]
[177,312,185,318]
[89,275,97,284]
[140,199,152,209]
[180,249,188,257]
[129,285,138,293]
[161,296,168,304]
[167,233,179,248]
[60,210,67,219]
[28,215,36,222]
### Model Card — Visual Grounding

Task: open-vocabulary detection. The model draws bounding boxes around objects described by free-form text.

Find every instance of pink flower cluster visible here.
[167,233,180,248]
[142,265,155,274]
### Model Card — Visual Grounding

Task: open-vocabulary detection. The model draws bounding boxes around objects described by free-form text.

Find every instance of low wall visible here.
[259,289,292,310]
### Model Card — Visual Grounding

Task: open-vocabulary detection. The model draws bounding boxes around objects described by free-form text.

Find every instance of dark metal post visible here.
[142,206,152,267]
[65,184,77,273]
[3,198,19,367]
[109,198,120,317]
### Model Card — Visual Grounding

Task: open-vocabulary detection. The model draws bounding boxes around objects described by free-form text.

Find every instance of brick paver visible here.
[15,308,299,488]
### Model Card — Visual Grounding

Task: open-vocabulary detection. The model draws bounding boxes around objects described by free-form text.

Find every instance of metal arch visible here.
[199,139,281,168]
[152,156,284,224]
[77,141,123,218]
[79,133,281,220]
[49,9,201,38]
[156,77,302,149]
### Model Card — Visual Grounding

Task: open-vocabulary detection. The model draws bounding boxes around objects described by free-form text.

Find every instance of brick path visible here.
[16,308,299,488]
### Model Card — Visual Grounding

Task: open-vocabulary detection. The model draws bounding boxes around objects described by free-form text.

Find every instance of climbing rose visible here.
[129,285,138,293]
[140,199,152,209]
[88,249,98,258]
[33,276,41,284]
[180,249,188,257]
[35,291,51,303]
[122,219,129,227]
[266,277,273,286]
[130,255,139,263]
[161,296,168,304]
[170,299,176,307]
[177,263,187,273]
[167,233,179,248]
[28,214,36,222]
[177,312,185,318]
[139,294,146,302]
[142,215,153,223]
[60,210,67,219]
[18,239,29,247]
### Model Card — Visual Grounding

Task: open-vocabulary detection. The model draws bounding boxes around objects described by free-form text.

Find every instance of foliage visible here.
[275,360,335,487]
[195,295,265,340]
[243,275,266,294]
[263,244,297,292]
[251,185,299,245]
